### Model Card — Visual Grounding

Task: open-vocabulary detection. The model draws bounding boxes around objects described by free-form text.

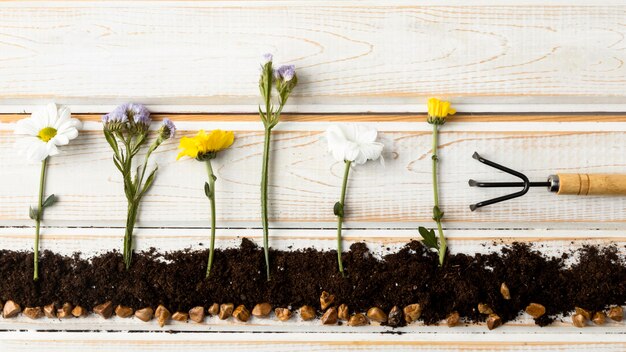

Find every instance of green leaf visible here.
[333,202,344,217]
[418,226,439,250]
[29,206,37,220]
[204,182,212,199]
[137,167,158,200]
[42,194,57,208]
[432,206,444,222]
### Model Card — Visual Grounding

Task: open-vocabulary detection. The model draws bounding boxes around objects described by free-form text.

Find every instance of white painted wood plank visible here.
[2,122,626,229]
[2,227,625,256]
[2,2,626,112]
[2,331,626,352]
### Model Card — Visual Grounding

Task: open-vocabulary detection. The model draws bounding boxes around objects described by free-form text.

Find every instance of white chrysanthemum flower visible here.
[14,103,81,162]
[325,124,384,165]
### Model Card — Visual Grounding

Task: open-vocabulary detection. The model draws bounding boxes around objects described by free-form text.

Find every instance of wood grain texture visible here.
[2,331,626,352]
[2,121,626,229]
[2,113,626,123]
[1,2,626,112]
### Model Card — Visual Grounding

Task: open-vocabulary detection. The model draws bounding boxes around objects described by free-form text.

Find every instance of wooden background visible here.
[2,1,626,351]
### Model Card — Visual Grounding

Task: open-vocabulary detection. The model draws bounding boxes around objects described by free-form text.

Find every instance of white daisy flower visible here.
[325,123,384,165]
[14,103,82,162]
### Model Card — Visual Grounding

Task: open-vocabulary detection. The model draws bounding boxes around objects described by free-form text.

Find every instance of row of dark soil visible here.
[1,238,624,326]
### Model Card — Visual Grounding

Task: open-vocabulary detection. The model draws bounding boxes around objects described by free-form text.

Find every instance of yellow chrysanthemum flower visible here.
[427,98,456,119]
[177,129,234,160]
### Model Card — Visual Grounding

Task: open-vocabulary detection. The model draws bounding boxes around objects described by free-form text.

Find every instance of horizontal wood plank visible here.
[2,120,626,229]
[2,113,626,123]
[2,331,626,352]
[1,2,626,112]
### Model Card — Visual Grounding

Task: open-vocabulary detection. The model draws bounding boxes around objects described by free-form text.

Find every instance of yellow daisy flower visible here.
[177,129,234,160]
[427,98,456,119]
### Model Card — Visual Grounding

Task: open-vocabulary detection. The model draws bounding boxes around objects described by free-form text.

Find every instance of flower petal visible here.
[15,118,40,136]
[354,124,378,143]
[26,140,50,162]
[51,134,69,146]
[46,103,59,126]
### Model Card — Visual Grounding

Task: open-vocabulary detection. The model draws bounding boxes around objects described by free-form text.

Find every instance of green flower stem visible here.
[205,159,217,278]
[260,127,272,281]
[33,157,49,281]
[431,124,446,266]
[336,160,351,277]
[123,200,139,269]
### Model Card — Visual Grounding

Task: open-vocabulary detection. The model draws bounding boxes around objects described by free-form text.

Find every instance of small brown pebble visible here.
[500,283,511,300]
[320,291,335,310]
[155,305,171,327]
[446,311,460,327]
[134,307,154,322]
[337,304,349,321]
[189,306,205,323]
[403,303,422,324]
[172,312,188,322]
[348,313,368,327]
[115,305,134,318]
[219,303,234,320]
[486,314,502,330]
[43,304,56,318]
[233,305,250,322]
[300,305,316,321]
[93,301,113,319]
[23,307,43,319]
[609,306,623,322]
[525,303,546,319]
[3,300,21,318]
[478,303,493,315]
[57,303,73,318]
[575,307,592,320]
[592,311,606,325]
[252,303,272,317]
[367,307,387,323]
[275,308,292,321]
[321,307,338,325]
[572,313,586,328]
[387,306,402,327]
[71,305,87,318]
[208,303,219,316]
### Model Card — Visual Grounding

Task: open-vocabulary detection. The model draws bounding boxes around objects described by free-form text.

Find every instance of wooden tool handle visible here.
[556,174,626,195]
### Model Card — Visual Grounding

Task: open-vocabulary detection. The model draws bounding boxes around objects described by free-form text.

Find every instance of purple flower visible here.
[126,103,151,126]
[102,105,128,124]
[276,65,296,81]
[158,118,176,140]
[262,53,273,65]
[103,103,151,127]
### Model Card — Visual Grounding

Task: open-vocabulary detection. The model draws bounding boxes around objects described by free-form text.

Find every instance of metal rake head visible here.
[468,152,550,211]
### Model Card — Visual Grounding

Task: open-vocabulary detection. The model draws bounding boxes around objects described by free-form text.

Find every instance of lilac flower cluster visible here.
[102,103,151,129]
[158,118,177,141]
[275,64,296,82]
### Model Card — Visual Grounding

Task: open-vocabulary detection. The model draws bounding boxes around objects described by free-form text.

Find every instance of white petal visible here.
[57,126,79,141]
[31,108,50,129]
[15,118,40,136]
[344,142,361,163]
[46,142,59,157]
[57,104,71,120]
[339,124,358,143]
[26,140,50,162]
[51,134,69,146]
[361,142,384,161]
[46,103,59,125]
[355,124,378,143]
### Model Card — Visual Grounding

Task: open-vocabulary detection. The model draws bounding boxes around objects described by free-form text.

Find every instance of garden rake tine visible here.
[468,152,531,211]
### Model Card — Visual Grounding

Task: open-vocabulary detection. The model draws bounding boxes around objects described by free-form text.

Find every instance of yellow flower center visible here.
[37,127,57,142]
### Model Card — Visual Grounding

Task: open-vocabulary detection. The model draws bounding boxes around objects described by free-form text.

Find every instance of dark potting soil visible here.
[1,238,625,327]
